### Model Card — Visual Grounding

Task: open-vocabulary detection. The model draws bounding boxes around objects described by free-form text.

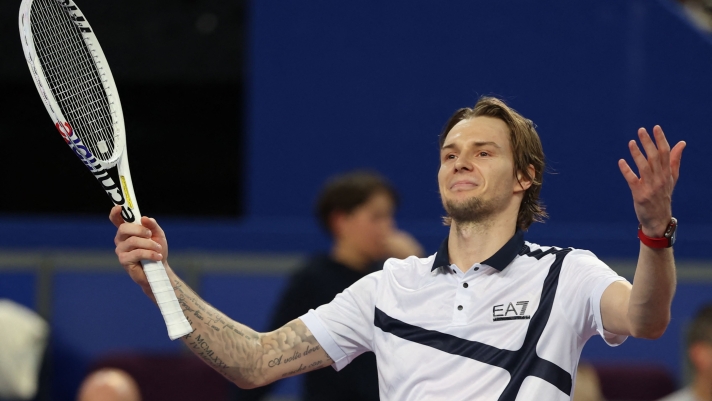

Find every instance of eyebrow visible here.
[441,141,502,151]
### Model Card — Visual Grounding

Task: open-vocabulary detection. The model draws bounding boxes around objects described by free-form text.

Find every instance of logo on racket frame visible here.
[55,121,135,222]
[57,0,93,33]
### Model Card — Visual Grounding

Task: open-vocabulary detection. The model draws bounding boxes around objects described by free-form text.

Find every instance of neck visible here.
[331,241,370,272]
[692,373,712,401]
[448,215,517,273]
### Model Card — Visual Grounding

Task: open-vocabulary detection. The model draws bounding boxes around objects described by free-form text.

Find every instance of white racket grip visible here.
[141,259,193,340]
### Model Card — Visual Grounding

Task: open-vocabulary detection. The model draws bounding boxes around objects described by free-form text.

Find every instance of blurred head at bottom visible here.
[77,368,141,401]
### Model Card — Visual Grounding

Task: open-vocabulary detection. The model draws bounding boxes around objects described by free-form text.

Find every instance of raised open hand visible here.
[618,125,686,237]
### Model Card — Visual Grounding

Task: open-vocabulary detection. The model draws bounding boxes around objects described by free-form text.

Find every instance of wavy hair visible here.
[439,96,547,230]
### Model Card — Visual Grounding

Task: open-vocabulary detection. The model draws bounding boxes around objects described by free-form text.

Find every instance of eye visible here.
[446,154,456,160]
[478,151,490,157]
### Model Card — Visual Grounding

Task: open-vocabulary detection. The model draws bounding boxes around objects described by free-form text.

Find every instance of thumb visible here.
[109,205,125,228]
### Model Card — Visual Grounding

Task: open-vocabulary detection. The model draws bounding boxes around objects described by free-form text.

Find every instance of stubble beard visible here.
[443,195,499,226]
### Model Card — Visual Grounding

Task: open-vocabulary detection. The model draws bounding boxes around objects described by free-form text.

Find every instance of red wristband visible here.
[637,218,677,249]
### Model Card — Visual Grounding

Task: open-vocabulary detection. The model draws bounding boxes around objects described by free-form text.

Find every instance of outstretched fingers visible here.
[627,138,650,179]
[652,125,671,174]
[637,127,661,175]
[618,158,639,188]
[670,140,686,184]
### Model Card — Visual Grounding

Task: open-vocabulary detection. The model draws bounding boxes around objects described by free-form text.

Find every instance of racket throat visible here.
[92,165,135,222]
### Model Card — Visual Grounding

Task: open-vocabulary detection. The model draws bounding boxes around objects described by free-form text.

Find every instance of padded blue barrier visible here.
[0,268,706,400]
[581,282,712,384]
[51,272,182,401]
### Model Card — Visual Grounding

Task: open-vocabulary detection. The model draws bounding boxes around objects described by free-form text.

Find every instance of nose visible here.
[454,153,473,172]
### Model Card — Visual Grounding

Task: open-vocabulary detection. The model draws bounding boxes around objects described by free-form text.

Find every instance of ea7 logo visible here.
[492,301,530,322]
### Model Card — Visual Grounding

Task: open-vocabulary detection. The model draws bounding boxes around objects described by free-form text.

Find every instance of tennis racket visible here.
[19,0,192,340]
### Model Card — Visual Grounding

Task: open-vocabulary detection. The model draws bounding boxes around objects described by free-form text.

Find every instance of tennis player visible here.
[111,96,685,400]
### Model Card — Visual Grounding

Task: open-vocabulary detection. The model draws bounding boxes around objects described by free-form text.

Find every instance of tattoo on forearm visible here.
[171,278,331,387]
[189,334,229,368]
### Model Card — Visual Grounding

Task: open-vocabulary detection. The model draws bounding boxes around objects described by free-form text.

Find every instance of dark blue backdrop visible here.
[3,0,710,258]
[247,0,712,260]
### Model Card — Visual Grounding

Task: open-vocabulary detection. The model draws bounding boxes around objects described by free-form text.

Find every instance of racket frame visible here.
[19,0,192,340]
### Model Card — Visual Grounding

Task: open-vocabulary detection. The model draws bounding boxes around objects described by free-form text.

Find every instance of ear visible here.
[514,164,535,193]
[329,211,348,239]
[689,343,712,373]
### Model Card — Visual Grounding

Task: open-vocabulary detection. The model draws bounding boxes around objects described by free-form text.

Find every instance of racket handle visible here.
[141,259,193,340]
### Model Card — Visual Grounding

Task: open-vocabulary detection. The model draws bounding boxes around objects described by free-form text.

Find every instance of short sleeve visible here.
[299,271,381,371]
[558,250,629,346]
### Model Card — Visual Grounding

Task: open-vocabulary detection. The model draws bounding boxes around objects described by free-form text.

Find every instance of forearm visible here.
[628,245,676,338]
[110,210,333,386]
[169,270,266,388]
[163,265,332,388]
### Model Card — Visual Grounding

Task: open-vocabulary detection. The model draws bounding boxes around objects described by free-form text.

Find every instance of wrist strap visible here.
[637,219,676,249]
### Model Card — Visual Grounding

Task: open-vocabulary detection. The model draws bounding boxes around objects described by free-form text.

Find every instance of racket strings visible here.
[34,1,115,156]
[30,0,116,160]
[32,1,106,118]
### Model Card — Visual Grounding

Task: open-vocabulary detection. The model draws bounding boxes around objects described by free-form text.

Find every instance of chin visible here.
[446,194,479,205]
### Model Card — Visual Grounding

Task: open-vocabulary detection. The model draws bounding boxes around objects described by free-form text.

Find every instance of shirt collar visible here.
[431,229,525,272]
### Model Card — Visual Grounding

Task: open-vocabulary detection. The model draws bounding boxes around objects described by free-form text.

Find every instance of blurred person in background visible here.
[0,299,48,401]
[236,170,424,401]
[574,362,606,401]
[659,304,712,401]
[76,368,141,401]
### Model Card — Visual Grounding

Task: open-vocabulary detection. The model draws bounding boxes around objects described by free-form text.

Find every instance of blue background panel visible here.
[248,0,712,229]
[0,271,36,310]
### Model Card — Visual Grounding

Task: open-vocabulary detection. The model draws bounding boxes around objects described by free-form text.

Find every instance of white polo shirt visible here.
[300,230,629,401]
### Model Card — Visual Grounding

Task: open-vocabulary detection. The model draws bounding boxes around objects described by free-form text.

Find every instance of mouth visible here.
[450,181,478,191]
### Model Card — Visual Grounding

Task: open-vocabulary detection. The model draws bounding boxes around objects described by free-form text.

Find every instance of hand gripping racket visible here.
[19,0,192,340]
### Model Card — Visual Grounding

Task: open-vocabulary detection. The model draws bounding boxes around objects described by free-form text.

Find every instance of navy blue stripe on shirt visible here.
[374,247,573,401]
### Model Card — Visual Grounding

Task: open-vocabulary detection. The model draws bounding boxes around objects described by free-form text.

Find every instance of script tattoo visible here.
[170,278,331,388]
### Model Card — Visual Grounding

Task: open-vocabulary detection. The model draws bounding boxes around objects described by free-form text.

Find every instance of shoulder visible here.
[379,254,437,290]
[522,241,606,268]
[524,242,626,297]
[520,242,622,288]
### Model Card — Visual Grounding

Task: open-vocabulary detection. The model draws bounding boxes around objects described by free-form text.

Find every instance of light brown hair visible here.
[439,96,547,230]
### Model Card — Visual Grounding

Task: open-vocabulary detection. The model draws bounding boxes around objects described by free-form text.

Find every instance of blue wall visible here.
[3,1,711,260]
[247,0,712,259]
